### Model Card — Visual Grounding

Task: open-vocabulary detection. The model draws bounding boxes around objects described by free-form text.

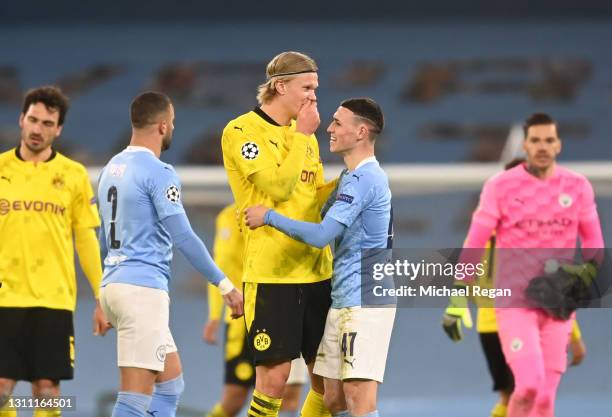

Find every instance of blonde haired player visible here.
[221,51,337,417]
[0,86,110,417]
[203,204,308,417]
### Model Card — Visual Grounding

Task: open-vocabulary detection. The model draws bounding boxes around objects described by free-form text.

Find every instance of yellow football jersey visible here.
[0,148,100,311]
[208,203,245,323]
[222,108,333,284]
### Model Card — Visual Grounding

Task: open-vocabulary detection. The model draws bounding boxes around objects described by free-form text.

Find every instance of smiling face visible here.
[19,102,63,154]
[276,72,318,118]
[523,123,561,172]
[327,106,362,154]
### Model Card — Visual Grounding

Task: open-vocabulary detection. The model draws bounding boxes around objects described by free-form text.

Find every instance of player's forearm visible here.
[75,227,103,298]
[456,221,494,282]
[579,215,605,265]
[249,135,308,202]
[208,282,224,320]
[265,210,344,248]
[161,213,227,286]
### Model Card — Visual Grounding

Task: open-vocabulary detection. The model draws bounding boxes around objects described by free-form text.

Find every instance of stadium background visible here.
[1,2,612,416]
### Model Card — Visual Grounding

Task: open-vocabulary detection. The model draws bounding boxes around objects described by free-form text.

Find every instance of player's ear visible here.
[18,113,24,129]
[275,79,286,96]
[55,124,63,137]
[158,120,167,136]
[557,137,562,155]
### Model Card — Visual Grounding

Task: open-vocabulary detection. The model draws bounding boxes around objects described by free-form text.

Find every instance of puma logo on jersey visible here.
[0,176,10,183]
[233,126,243,132]
[269,140,279,148]
[343,358,355,368]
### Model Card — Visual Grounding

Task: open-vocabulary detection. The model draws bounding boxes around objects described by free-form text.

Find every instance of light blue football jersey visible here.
[325,157,394,308]
[98,146,185,291]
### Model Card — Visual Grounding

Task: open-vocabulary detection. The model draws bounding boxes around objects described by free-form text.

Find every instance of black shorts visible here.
[244,279,331,366]
[0,307,74,381]
[479,332,515,392]
[224,318,255,387]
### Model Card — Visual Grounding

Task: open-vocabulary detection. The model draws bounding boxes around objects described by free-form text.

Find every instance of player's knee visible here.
[342,383,374,412]
[323,389,346,414]
[156,374,185,397]
[534,393,553,415]
[258,367,290,396]
[32,380,60,398]
[513,385,538,406]
[0,392,10,407]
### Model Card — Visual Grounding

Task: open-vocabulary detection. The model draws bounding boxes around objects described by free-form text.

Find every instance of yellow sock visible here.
[205,403,229,417]
[32,409,61,417]
[247,390,282,417]
[490,402,507,417]
[299,389,331,417]
[0,400,17,417]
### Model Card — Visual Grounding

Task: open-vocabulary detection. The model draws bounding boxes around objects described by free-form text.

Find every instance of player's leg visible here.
[31,379,61,417]
[207,320,255,417]
[322,378,347,416]
[30,308,76,417]
[0,307,28,416]
[532,314,573,417]
[207,385,250,417]
[0,378,16,417]
[147,350,184,417]
[300,280,333,417]
[479,332,515,417]
[311,308,343,416]
[496,309,543,417]
[101,284,172,417]
[279,358,308,417]
[244,283,301,417]
[338,307,395,417]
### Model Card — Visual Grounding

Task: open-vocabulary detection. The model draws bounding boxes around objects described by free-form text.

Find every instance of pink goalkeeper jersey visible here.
[474,163,599,249]
[468,163,603,304]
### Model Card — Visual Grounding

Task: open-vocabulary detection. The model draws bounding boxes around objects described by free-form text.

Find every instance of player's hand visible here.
[93,299,113,336]
[244,205,270,229]
[296,99,320,136]
[441,287,472,342]
[560,261,598,287]
[569,338,586,366]
[223,288,244,319]
[202,319,220,345]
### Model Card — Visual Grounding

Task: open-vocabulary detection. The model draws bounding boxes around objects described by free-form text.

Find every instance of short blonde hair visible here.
[256,51,318,105]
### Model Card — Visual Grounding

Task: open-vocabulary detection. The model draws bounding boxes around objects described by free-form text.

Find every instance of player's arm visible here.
[161,213,243,317]
[248,134,309,202]
[227,100,319,202]
[75,227,103,299]
[578,180,604,263]
[442,180,499,342]
[73,165,111,335]
[262,210,345,248]
[457,178,499,271]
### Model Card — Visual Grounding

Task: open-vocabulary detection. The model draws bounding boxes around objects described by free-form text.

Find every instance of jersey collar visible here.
[125,145,156,156]
[355,156,378,171]
[253,107,281,127]
[14,146,57,162]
